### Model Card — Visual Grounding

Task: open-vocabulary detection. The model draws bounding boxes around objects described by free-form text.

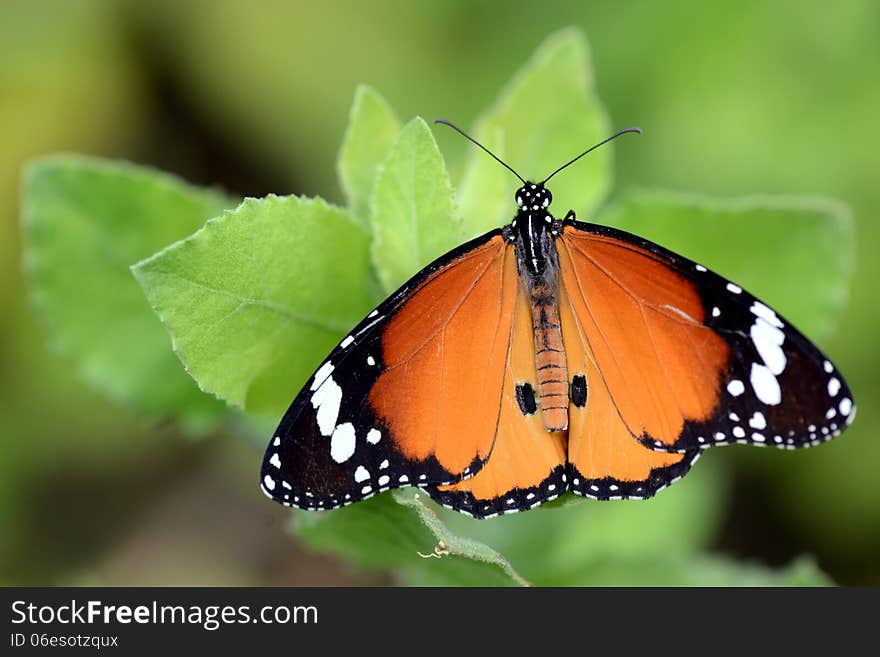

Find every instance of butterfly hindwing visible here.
[557,220,855,459]
[261,230,520,510]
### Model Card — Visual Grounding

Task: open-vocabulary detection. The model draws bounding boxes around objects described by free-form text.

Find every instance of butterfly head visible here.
[516,183,552,211]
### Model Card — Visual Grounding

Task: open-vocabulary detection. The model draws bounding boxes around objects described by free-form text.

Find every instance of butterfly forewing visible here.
[558,221,855,456]
[260,230,520,510]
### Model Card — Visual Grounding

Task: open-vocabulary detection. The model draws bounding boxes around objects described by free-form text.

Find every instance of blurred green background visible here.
[1,0,878,585]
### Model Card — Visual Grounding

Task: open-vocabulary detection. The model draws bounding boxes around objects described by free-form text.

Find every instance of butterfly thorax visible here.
[505,182,569,432]
[509,182,557,276]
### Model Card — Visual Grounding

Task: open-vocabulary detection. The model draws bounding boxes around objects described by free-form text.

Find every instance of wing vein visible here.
[567,240,705,327]
[558,271,639,446]
[560,238,649,439]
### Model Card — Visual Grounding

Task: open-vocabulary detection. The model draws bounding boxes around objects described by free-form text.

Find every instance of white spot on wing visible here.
[749,411,767,430]
[354,465,370,483]
[310,361,335,391]
[269,453,281,469]
[330,422,356,463]
[750,301,783,328]
[340,335,354,348]
[751,363,782,405]
[827,377,841,397]
[727,379,745,396]
[366,428,381,444]
[751,319,786,375]
[263,475,276,491]
[695,264,707,272]
[726,283,742,294]
[310,376,342,437]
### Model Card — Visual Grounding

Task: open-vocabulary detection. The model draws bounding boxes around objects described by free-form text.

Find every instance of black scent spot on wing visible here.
[571,375,588,408]
[516,383,538,416]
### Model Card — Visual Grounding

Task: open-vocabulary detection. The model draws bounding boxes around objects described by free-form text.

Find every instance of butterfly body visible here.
[507,182,570,431]
[261,128,855,519]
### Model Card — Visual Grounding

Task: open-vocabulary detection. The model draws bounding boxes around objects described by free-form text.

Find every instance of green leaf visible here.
[601,191,855,340]
[456,28,611,236]
[293,491,529,587]
[132,195,375,417]
[392,489,530,585]
[371,117,460,293]
[337,85,401,228]
[542,554,833,587]
[21,156,232,430]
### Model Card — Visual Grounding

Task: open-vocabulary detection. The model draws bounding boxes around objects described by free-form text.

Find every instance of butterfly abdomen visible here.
[530,279,569,432]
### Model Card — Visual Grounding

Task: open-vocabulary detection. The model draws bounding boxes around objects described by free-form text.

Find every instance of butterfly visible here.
[260,120,855,519]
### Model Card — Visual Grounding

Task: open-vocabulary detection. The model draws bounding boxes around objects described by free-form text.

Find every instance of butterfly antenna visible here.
[541,127,642,185]
[434,119,526,184]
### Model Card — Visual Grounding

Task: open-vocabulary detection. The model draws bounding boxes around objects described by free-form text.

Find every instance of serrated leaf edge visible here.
[130,194,365,408]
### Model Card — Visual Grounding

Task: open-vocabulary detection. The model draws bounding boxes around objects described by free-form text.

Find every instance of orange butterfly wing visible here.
[368,237,519,476]
[558,221,853,458]
[559,226,730,445]
[262,232,519,509]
